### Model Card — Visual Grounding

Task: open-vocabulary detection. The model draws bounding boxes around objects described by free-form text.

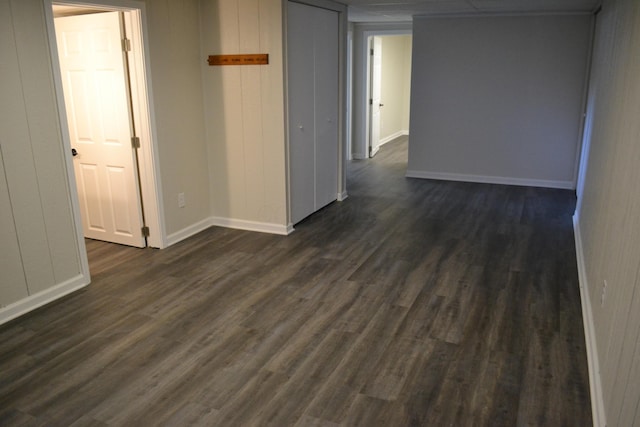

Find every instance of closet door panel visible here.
[313,7,339,210]
[288,1,316,224]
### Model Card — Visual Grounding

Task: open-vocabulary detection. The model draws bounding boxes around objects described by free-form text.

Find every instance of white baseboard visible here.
[165,216,294,247]
[210,217,292,236]
[165,217,214,246]
[337,191,348,201]
[405,170,575,190]
[379,130,408,146]
[573,214,606,427]
[0,274,89,326]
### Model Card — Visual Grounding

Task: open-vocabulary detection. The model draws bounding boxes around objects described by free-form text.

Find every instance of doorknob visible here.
[71,148,78,157]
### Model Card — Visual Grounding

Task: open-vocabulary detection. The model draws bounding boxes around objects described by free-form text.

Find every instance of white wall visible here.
[574,0,640,425]
[379,35,411,144]
[200,0,288,233]
[0,0,86,320]
[144,0,211,239]
[407,14,592,189]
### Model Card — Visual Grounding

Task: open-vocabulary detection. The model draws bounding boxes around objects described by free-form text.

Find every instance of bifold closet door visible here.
[288,1,339,225]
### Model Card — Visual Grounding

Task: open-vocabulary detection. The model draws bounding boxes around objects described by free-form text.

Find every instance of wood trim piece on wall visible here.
[573,214,607,427]
[405,170,575,190]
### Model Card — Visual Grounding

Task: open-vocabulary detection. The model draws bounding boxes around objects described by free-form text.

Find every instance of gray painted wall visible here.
[407,14,592,188]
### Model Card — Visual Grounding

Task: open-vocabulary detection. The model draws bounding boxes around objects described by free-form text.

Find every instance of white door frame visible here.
[351,23,412,160]
[44,0,166,255]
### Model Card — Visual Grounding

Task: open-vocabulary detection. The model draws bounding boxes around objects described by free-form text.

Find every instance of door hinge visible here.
[131,136,141,149]
[122,38,132,52]
[141,226,150,237]
[370,48,374,56]
[369,99,373,105]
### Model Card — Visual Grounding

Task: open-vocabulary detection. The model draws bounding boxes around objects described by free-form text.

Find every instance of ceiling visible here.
[346,0,601,22]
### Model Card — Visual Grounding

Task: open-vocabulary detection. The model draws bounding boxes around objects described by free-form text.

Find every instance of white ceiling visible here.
[347,0,601,22]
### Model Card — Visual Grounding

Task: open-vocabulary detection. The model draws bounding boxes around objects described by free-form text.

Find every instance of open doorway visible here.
[47,1,164,250]
[368,34,412,158]
[349,24,412,164]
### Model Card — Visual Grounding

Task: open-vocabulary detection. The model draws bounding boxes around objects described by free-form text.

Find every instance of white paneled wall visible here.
[200,0,288,232]
[574,0,640,425]
[0,0,85,322]
[144,0,211,238]
[0,148,28,305]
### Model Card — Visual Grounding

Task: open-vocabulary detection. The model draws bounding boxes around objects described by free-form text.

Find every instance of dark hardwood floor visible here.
[0,137,591,426]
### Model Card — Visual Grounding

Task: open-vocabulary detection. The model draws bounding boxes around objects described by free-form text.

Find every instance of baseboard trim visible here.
[165,216,293,246]
[379,130,408,146]
[210,217,292,236]
[573,214,606,427]
[165,217,214,246]
[0,274,89,326]
[405,170,574,189]
[337,191,348,201]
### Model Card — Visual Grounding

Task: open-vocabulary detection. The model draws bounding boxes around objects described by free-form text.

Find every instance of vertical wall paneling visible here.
[201,0,288,232]
[1,0,56,294]
[12,0,79,284]
[0,147,29,306]
[239,0,266,221]
[146,0,211,237]
[574,0,640,424]
[259,0,288,224]
[1,0,85,321]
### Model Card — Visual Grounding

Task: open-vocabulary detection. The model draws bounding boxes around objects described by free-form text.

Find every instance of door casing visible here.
[44,0,165,267]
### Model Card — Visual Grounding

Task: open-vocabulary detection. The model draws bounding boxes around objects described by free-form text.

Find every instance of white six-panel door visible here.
[55,12,145,247]
[288,2,339,225]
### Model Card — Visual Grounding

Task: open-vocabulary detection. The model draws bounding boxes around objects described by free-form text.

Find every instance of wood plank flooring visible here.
[0,137,592,426]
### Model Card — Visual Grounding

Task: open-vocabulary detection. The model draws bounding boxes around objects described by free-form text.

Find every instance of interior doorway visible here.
[47,1,164,249]
[349,24,412,163]
[367,34,412,158]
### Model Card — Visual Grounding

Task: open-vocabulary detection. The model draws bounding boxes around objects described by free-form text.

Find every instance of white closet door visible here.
[288,1,339,225]
[288,1,316,224]
[314,7,339,210]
